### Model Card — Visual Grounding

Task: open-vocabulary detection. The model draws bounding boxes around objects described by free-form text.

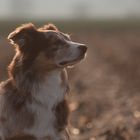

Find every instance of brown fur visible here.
[38,23,58,31]
[55,100,69,132]
[0,23,87,140]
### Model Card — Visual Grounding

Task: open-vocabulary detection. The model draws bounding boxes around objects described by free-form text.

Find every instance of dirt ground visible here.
[0,27,140,140]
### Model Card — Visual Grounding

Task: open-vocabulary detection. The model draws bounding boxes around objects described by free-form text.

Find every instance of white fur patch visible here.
[24,70,67,139]
[33,70,65,107]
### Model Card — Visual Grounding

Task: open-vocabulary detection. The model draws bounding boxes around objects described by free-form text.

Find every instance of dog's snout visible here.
[78,45,87,53]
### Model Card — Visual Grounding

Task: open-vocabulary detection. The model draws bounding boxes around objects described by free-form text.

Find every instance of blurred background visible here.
[0,0,140,140]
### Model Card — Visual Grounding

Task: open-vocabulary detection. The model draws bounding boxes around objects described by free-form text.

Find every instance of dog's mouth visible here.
[59,53,86,67]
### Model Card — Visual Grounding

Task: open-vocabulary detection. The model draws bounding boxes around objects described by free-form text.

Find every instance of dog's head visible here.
[8,23,87,70]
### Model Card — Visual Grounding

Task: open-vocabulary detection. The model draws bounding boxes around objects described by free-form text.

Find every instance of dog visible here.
[0,23,87,140]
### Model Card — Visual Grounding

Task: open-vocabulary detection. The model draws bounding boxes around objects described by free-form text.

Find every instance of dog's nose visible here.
[78,45,87,53]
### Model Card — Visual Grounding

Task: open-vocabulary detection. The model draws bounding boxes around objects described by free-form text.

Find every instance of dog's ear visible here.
[39,23,58,31]
[7,23,36,47]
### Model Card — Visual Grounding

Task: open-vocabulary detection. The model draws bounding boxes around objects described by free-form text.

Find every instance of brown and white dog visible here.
[0,23,87,140]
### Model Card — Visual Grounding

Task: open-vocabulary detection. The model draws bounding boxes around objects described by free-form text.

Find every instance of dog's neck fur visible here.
[8,55,70,139]
[10,59,69,106]
[9,52,68,96]
[31,69,68,107]
[23,69,69,139]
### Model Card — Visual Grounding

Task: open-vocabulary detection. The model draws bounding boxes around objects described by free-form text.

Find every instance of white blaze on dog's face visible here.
[44,31,87,67]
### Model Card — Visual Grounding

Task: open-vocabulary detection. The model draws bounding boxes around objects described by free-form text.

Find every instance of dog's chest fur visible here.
[24,70,68,138]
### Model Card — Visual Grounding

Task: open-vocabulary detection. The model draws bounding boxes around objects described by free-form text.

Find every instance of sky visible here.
[0,0,140,20]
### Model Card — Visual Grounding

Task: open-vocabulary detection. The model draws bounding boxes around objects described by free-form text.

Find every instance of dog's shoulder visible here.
[0,79,30,109]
